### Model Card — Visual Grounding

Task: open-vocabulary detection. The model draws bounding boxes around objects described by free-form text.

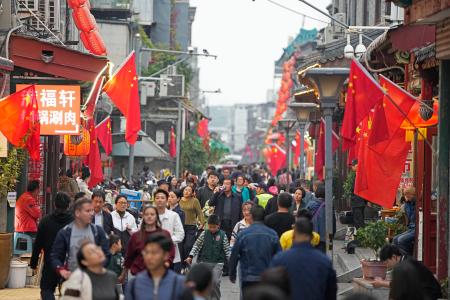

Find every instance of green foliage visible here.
[0,148,27,199]
[181,131,209,175]
[343,170,356,201]
[356,221,388,259]
[208,138,230,164]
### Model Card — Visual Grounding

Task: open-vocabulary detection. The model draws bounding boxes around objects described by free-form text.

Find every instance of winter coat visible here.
[125,269,185,300]
[15,191,41,232]
[50,222,110,272]
[209,191,242,226]
[30,211,73,290]
[91,210,114,236]
[57,176,80,199]
[306,198,326,242]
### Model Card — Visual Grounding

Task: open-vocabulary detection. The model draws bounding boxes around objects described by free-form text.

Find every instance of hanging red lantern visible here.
[68,0,89,9]
[72,5,96,33]
[64,126,91,156]
[282,72,291,82]
[79,29,90,49]
[81,30,107,55]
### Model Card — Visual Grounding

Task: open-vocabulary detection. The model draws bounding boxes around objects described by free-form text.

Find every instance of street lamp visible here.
[278,117,296,188]
[289,101,317,179]
[302,67,349,259]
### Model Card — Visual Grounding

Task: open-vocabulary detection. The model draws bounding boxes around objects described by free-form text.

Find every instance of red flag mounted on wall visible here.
[103,52,141,145]
[341,60,384,150]
[95,116,112,156]
[0,85,40,160]
[354,114,410,208]
[169,127,176,158]
[368,75,416,154]
[314,119,339,180]
[85,119,103,188]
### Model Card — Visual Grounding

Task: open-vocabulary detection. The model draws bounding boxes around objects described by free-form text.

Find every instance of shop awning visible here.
[112,137,169,158]
[9,34,108,81]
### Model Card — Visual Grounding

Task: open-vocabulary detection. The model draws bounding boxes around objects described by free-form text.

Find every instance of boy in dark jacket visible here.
[186,215,230,300]
[107,234,123,277]
[30,192,73,300]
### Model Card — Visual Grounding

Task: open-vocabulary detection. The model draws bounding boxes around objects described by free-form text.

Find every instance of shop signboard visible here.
[16,84,81,135]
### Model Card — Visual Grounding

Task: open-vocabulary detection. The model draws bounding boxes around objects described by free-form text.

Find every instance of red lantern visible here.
[72,5,96,33]
[79,29,90,49]
[81,30,107,56]
[68,0,89,9]
[282,72,291,82]
[64,126,90,156]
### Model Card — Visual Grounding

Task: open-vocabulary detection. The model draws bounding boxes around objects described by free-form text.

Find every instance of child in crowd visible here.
[107,234,124,278]
[186,215,230,300]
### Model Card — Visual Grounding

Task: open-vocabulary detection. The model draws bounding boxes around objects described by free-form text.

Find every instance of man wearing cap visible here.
[350,159,367,229]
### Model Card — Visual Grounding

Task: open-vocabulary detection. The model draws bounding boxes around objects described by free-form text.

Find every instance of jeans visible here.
[352,206,365,229]
[393,228,415,255]
[204,263,223,300]
[41,289,56,300]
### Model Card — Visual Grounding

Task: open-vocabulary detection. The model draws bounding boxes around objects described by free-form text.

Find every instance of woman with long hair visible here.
[291,186,306,215]
[120,206,174,282]
[179,185,205,268]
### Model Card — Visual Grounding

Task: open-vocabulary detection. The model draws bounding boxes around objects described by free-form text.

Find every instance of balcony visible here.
[90,0,132,20]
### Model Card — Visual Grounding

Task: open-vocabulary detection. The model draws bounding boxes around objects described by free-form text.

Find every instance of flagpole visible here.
[175,100,182,177]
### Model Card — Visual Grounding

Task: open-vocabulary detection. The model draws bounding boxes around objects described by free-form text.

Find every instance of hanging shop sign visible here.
[17,84,81,135]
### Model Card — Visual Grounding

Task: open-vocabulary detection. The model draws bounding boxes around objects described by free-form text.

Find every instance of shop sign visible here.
[0,132,7,157]
[16,84,81,135]
[400,150,414,189]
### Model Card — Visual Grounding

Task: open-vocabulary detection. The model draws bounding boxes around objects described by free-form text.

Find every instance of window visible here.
[156,129,165,145]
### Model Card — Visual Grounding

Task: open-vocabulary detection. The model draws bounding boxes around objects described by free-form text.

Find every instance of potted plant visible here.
[356,220,388,279]
[0,148,26,288]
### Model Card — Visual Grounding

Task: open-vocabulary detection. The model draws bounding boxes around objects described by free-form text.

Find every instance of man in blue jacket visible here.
[271,217,337,300]
[229,205,281,292]
[125,233,185,300]
[50,197,110,280]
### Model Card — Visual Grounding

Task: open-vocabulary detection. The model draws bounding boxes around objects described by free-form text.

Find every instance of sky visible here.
[190,0,331,106]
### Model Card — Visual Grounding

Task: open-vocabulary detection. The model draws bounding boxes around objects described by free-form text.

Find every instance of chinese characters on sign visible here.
[400,150,414,189]
[16,84,81,135]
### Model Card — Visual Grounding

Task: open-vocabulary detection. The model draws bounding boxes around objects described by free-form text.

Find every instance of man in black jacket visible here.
[209,178,242,240]
[196,171,219,208]
[91,190,113,235]
[30,192,73,300]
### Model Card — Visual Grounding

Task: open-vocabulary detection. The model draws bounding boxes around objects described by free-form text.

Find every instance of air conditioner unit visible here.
[159,75,185,98]
[140,81,156,105]
[18,0,39,12]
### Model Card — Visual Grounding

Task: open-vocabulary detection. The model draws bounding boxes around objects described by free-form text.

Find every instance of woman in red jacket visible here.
[120,206,174,282]
[15,180,41,237]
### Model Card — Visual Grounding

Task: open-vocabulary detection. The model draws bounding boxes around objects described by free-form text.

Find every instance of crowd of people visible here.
[13,163,442,300]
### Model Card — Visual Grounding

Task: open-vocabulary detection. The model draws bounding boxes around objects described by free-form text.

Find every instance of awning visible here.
[112,137,169,158]
[9,34,108,81]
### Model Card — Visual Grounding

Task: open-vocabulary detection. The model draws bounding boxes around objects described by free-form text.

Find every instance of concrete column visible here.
[323,106,335,260]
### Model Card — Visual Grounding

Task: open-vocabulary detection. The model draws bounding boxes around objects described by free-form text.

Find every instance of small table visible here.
[353,278,390,299]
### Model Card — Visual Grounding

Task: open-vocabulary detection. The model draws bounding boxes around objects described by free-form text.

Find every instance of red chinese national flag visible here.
[0,85,40,160]
[315,119,339,180]
[368,75,416,154]
[169,127,176,158]
[103,52,141,145]
[85,119,103,188]
[355,114,410,208]
[341,60,384,150]
[268,144,286,177]
[95,116,112,156]
[197,118,209,138]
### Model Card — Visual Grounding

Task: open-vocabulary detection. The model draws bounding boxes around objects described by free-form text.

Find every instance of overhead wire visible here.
[265,0,329,24]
